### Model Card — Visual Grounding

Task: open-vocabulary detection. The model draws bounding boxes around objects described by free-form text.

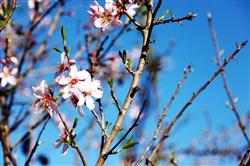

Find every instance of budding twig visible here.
[24,116,50,166]
[207,13,250,146]
[135,65,192,165]
[106,100,146,156]
[154,12,198,25]
[146,40,248,164]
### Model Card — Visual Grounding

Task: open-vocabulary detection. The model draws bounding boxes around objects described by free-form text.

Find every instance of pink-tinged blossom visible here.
[70,89,85,117]
[125,4,138,17]
[78,77,103,110]
[32,80,59,117]
[54,125,70,156]
[0,66,17,87]
[88,0,122,31]
[55,52,76,82]
[57,66,90,99]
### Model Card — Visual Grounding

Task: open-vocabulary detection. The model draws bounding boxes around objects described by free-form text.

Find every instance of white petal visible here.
[0,72,4,78]
[69,65,78,78]
[47,109,53,117]
[1,78,8,87]
[50,102,59,113]
[11,68,18,75]
[33,101,44,114]
[40,80,48,94]
[92,89,103,99]
[86,96,95,110]
[7,76,17,85]
[54,139,62,148]
[76,70,91,81]
[77,106,84,117]
[61,144,68,156]
[58,76,71,85]
[77,95,85,106]
[32,87,43,99]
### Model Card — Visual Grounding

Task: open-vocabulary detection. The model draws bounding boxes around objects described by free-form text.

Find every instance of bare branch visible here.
[207,12,250,146]
[146,40,248,164]
[135,65,192,165]
[24,116,50,166]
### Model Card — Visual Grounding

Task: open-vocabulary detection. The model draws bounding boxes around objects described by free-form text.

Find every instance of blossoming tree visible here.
[0,0,249,165]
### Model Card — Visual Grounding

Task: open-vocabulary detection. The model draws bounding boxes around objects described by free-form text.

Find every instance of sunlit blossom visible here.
[32,80,59,117]
[0,66,17,87]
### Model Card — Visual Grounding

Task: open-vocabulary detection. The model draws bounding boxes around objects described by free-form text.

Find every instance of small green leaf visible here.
[123,50,127,63]
[107,78,114,88]
[117,135,138,152]
[105,121,112,131]
[58,91,64,96]
[53,47,62,53]
[127,59,132,69]
[73,118,79,129]
[61,26,67,44]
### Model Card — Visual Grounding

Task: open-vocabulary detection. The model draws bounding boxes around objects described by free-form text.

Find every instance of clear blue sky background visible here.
[0,0,249,165]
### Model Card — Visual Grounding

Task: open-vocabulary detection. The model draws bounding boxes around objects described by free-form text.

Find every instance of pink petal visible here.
[61,144,68,156]
[77,106,84,117]
[54,139,62,148]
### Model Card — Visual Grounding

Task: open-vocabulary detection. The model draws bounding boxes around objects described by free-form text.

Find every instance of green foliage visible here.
[53,47,62,53]
[105,121,112,132]
[72,118,79,129]
[107,78,114,88]
[0,0,15,32]
[117,135,138,153]
[61,26,67,44]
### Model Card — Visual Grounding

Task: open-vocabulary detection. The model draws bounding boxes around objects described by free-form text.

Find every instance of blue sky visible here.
[0,0,249,165]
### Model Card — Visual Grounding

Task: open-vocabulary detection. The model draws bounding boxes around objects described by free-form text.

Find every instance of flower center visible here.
[83,91,91,97]
[70,79,78,85]
[3,71,10,77]
[43,94,52,107]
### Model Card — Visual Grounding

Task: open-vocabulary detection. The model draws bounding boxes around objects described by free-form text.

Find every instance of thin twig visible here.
[146,40,248,164]
[154,12,198,25]
[207,13,250,146]
[57,112,87,166]
[106,100,146,156]
[24,116,50,166]
[110,87,122,113]
[90,109,109,138]
[12,114,49,148]
[135,65,192,165]
[10,109,30,132]
[239,148,250,166]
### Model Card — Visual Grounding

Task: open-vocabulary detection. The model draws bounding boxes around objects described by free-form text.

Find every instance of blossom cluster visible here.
[0,56,18,88]
[88,0,139,31]
[32,51,103,155]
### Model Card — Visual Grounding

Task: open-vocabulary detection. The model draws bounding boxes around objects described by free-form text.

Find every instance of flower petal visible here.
[54,139,62,148]
[77,106,84,117]
[86,96,95,110]
[61,144,68,156]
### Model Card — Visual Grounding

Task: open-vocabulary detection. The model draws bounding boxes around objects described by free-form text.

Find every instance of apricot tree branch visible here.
[146,40,248,164]
[207,13,250,146]
[135,65,192,165]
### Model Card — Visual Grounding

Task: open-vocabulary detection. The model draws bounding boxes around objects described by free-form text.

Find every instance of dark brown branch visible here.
[12,114,49,148]
[24,116,50,166]
[239,148,250,166]
[146,40,248,164]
